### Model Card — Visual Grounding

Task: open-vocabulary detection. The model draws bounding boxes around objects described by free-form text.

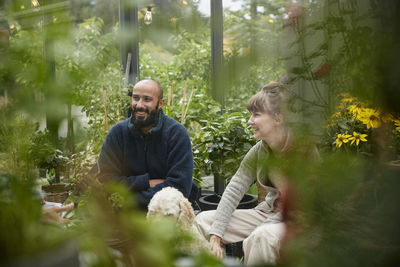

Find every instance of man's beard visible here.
[132,103,160,129]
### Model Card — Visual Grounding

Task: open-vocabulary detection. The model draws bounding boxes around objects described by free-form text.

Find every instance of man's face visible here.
[131,82,164,128]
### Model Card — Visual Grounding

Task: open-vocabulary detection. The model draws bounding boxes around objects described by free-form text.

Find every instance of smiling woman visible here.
[246,82,294,151]
[194,81,298,265]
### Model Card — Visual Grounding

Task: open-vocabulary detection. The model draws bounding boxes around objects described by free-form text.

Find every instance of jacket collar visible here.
[128,109,165,137]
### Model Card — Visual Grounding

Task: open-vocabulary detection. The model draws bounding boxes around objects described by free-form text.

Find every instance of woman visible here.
[194,81,295,265]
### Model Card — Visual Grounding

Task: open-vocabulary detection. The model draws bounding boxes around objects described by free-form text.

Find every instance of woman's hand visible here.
[210,234,224,259]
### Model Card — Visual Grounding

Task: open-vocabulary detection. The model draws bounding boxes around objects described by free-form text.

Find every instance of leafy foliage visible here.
[283,0,383,116]
[192,111,256,182]
[3,1,399,266]
[0,173,71,264]
[29,129,70,183]
[139,30,258,183]
[59,17,130,153]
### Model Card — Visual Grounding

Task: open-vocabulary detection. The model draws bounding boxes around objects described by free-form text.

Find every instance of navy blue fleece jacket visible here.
[97,109,198,209]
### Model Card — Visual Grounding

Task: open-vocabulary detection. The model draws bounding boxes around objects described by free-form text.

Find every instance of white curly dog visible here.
[147,187,209,252]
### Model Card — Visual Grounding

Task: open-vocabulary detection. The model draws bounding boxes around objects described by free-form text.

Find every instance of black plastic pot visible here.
[198,193,258,211]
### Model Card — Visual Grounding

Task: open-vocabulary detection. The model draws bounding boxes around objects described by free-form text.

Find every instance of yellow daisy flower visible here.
[394,119,400,132]
[348,103,364,116]
[336,103,345,109]
[339,92,352,98]
[341,97,356,103]
[335,133,352,148]
[358,109,381,129]
[331,112,341,119]
[349,132,367,146]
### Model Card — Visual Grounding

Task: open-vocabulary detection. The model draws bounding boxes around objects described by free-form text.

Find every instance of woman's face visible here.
[248,110,279,140]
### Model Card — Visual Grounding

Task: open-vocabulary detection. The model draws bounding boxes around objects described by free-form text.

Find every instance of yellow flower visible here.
[339,92,351,98]
[394,119,400,132]
[326,123,334,129]
[335,133,352,148]
[341,97,356,103]
[336,103,345,109]
[348,103,364,116]
[331,112,341,119]
[349,132,367,146]
[381,113,394,123]
[358,109,381,129]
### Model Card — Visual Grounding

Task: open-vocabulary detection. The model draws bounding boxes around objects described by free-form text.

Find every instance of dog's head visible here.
[147,187,195,229]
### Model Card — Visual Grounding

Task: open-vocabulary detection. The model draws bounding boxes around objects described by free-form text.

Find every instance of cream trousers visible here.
[194,209,285,265]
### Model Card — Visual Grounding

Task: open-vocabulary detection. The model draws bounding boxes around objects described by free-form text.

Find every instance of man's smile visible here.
[134,108,150,118]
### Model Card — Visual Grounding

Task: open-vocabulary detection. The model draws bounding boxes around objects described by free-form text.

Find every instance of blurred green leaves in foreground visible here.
[1,0,400,266]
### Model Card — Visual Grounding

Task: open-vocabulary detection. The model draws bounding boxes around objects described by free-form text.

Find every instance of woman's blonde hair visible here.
[246,81,293,115]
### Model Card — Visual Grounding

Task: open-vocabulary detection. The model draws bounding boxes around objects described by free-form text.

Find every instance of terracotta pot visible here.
[41,183,69,203]
[41,183,68,193]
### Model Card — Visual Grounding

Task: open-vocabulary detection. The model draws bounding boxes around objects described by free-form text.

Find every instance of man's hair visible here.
[246,81,293,115]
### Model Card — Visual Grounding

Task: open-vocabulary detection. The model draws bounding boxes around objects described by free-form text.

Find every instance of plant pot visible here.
[41,183,68,193]
[199,188,214,197]
[41,183,69,203]
[198,193,258,211]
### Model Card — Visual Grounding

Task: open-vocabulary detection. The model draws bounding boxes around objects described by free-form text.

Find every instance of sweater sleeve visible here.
[209,142,260,238]
[136,124,194,207]
[97,125,150,192]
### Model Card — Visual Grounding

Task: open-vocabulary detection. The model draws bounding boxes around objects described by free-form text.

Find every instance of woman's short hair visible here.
[246,81,293,115]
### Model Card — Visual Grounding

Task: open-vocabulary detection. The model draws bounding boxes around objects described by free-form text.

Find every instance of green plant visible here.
[0,173,72,265]
[60,17,130,152]
[140,31,211,97]
[0,111,37,181]
[282,0,382,116]
[0,110,71,264]
[192,111,256,183]
[29,129,70,184]
[67,140,98,197]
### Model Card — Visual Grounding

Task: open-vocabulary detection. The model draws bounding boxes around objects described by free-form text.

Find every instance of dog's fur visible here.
[147,187,195,229]
[147,187,209,252]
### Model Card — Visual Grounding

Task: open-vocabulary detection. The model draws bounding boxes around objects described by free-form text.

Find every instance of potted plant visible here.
[29,129,70,203]
[193,111,258,210]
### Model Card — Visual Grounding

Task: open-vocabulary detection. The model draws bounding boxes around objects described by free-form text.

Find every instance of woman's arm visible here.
[209,142,262,238]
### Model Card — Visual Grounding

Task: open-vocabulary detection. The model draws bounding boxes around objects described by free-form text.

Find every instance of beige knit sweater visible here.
[209,140,282,238]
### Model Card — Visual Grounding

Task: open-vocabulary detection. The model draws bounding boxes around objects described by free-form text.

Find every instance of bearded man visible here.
[97,79,198,209]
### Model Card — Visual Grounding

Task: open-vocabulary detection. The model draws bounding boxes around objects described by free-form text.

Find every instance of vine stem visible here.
[181,85,187,123]
[101,85,108,133]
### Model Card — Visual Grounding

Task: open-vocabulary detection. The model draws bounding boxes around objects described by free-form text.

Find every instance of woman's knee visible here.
[193,210,216,237]
[244,226,264,245]
[194,210,215,225]
[243,223,285,265]
[244,223,285,248]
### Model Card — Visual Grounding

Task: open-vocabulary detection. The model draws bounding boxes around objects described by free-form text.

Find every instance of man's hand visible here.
[210,234,224,259]
[41,203,74,224]
[149,179,164,188]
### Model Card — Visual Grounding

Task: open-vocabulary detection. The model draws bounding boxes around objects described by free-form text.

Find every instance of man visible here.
[97,79,198,209]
